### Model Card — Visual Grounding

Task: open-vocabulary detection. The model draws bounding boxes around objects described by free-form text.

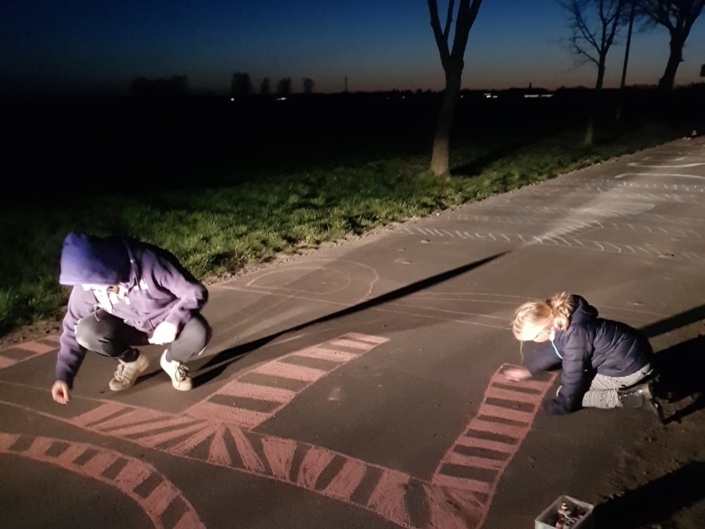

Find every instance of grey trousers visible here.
[75,309,211,363]
[581,364,653,409]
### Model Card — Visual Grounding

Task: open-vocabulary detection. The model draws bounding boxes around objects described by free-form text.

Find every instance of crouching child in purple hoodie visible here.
[51,232,211,404]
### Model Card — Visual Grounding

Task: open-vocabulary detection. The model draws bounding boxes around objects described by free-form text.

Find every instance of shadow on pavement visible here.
[639,303,705,339]
[651,335,705,424]
[635,304,705,424]
[191,252,508,387]
[594,461,705,528]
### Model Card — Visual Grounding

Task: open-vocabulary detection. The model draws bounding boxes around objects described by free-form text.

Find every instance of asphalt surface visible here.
[1,136,704,528]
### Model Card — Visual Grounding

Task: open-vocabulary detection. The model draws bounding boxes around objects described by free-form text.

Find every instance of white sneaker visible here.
[109,353,150,391]
[160,351,192,391]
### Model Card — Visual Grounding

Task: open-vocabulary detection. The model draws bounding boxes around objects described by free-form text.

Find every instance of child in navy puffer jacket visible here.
[504,292,660,416]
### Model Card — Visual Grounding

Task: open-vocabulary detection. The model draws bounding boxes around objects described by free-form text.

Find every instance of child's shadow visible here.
[652,335,705,424]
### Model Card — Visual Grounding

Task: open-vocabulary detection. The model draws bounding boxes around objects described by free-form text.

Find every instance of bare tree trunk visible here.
[427,0,483,176]
[616,0,636,122]
[659,34,685,90]
[585,61,606,146]
[431,67,462,176]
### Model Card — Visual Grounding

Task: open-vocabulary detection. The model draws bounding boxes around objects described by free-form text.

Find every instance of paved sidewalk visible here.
[1,136,704,528]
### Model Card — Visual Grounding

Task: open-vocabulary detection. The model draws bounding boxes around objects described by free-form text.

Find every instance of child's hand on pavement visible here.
[148,322,178,345]
[503,367,532,382]
[51,381,70,404]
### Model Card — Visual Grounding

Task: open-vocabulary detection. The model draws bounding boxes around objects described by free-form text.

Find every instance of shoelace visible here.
[113,363,127,381]
[174,364,190,382]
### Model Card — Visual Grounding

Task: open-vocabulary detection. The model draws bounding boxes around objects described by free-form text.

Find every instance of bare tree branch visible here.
[558,0,627,144]
[451,0,483,61]
[604,0,625,48]
[641,0,705,31]
[559,0,626,64]
[443,0,455,40]
[560,0,599,63]
[428,0,451,66]
[640,0,704,88]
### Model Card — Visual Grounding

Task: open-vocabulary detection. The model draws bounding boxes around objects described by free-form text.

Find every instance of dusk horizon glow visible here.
[1,0,703,97]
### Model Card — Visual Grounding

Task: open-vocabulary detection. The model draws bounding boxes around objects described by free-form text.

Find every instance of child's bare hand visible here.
[51,381,70,404]
[503,367,531,382]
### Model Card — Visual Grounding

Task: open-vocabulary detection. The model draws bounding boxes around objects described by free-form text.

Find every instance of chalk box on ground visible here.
[534,495,594,529]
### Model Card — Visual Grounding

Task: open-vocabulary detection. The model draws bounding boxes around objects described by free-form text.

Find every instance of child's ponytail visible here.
[547,292,574,330]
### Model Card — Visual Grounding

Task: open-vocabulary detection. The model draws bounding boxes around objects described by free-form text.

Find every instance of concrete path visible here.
[1,136,704,528]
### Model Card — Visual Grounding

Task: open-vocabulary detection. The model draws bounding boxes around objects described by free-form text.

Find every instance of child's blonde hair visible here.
[512,292,574,341]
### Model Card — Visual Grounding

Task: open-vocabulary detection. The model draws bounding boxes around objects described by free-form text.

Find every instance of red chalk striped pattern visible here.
[185,333,389,430]
[0,334,60,370]
[30,347,549,528]
[430,363,557,528]
[422,484,485,529]
[0,433,205,529]
[322,458,368,501]
[63,396,505,529]
[366,469,412,527]
[66,400,413,527]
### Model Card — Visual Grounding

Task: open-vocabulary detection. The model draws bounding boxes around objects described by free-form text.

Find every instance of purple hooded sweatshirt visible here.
[56,233,208,387]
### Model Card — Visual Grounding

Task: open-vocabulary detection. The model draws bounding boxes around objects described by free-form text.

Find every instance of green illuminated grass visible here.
[0,123,682,335]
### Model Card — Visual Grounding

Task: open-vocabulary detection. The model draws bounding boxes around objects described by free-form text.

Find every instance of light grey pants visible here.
[581,364,653,409]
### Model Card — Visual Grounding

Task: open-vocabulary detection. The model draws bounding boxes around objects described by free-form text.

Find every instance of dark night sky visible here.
[1,0,703,96]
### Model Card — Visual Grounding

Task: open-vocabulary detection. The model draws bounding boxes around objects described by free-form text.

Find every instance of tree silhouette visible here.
[616,0,637,122]
[427,0,484,176]
[559,0,628,145]
[260,77,271,95]
[639,0,705,90]
[302,77,315,94]
[231,72,253,97]
[276,77,293,95]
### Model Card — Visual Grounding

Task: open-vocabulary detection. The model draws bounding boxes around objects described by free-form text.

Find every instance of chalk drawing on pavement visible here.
[0,335,557,528]
[545,181,705,193]
[432,364,557,528]
[516,187,698,202]
[453,216,702,239]
[453,203,655,218]
[0,433,205,529]
[615,172,705,180]
[184,332,389,429]
[0,334,59,370]
[628,162,705,168]
[400,227,705,261]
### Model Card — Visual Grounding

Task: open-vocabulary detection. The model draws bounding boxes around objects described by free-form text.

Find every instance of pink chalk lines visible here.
[0,334,60,370]
[0,432,204,529]
[0,332,556,529]
[184,333,389,429]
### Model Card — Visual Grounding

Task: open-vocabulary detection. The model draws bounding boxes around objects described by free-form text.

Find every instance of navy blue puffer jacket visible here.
[524,295,653,415]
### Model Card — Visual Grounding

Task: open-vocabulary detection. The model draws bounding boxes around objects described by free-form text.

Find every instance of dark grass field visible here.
[0,85,701,334]
[5,85,699,200]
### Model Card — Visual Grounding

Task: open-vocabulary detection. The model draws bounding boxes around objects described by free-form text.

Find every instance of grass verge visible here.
[0,123,682,335]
